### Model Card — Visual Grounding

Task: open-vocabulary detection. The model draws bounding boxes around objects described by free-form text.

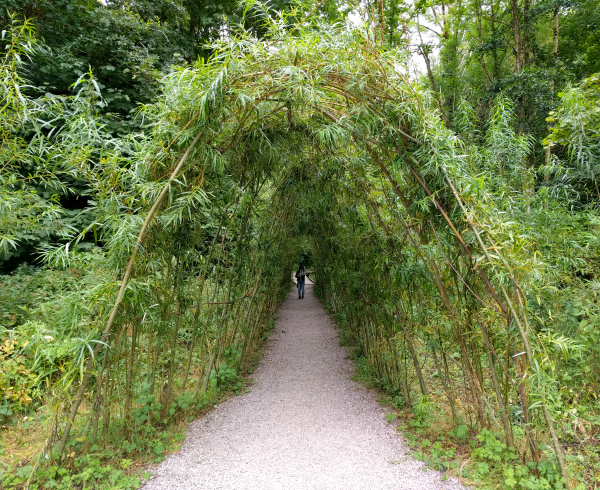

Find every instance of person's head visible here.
[299,263,304,271]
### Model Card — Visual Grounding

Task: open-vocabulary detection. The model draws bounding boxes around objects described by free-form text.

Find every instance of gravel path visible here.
[143,282,465,490]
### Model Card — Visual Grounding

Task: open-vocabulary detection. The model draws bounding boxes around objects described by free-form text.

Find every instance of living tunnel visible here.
[31,17,569,480]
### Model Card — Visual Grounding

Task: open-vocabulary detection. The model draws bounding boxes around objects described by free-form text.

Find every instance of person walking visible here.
[295,264,309,299]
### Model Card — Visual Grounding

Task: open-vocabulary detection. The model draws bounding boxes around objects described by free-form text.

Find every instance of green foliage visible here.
[544,73,600,200]
[1,3,599,489]
[1,0,189,123]
[0,261,113,421]
[474,430,518,463]
[450,424,469,441]
[414,0,600,179]
[1,10,298,486]
[0,265,84,327]
[213,363,239,390]
[412,440,457,472]
[0,337,35,420]
[1,452,145,489]
[310,80,597,488]
[469,430,568,489]
[0,15,147,270]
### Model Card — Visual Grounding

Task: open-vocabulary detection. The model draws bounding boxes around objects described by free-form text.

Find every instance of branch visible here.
[55,130,204,459]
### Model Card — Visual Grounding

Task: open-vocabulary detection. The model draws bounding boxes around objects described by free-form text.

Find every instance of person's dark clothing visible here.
[295,269,309,299]
[295,269,307,285]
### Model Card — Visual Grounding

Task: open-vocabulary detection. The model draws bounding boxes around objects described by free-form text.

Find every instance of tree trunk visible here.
[510,0,522,72]
[545,5,559,181]
[476,0,490,88]
[523,0,531,65]
[415,16,451,126]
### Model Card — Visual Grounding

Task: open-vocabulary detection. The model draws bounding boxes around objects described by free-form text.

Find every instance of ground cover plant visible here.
[1,1,599,488]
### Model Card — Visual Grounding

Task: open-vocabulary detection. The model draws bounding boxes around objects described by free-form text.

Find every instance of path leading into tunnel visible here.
[143,282,465,490]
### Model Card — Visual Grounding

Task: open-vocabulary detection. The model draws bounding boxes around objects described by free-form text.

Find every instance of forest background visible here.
[0,0,599,489]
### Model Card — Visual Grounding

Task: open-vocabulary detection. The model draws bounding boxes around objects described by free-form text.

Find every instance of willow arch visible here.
[47,14,568,482]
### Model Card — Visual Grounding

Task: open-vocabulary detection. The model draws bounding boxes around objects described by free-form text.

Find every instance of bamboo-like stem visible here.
[477,318,515,447]
[431,346,459,423]
[406,334,429,397]
[56,131,204,458]
[443,171,568,480]
[123,320,137,432]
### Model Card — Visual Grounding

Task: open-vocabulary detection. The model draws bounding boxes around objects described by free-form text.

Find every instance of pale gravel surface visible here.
[143,281,466,490]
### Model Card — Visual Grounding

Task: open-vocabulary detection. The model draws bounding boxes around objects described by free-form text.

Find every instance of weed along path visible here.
[143,282,465,490]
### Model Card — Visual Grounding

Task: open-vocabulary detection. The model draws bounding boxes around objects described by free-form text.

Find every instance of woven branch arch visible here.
[55,17,566,478]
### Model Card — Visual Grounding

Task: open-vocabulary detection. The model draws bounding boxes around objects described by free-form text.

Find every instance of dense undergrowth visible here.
[1,2,600,489]
[1,299,278,489]
[328,293,599,489]
[0,246,289,488]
